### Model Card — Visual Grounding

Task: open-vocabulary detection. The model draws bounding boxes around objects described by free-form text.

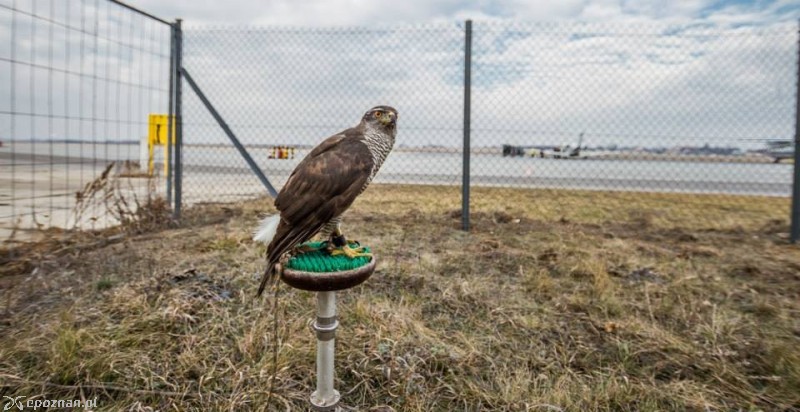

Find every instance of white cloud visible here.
[619,0,712,19]
[499,0,588,20]
[128,0,467,27]
[126,0,798,26]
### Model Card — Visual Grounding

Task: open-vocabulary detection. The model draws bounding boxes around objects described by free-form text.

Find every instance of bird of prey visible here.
[254,105,398,296]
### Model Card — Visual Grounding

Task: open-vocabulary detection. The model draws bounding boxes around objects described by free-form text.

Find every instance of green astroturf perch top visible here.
[286,241,372,273]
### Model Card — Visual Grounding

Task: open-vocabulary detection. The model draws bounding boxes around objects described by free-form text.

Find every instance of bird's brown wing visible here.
[257,130,374,295]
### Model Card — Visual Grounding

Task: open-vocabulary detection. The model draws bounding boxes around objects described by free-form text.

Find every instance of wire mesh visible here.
[469,21,797,201]
[180,23,466,206]
[3,13,798,238]
[181,21,797,227]
[0,0,172,242]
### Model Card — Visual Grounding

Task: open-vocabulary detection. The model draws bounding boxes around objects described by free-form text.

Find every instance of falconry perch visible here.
[254,106,398,296]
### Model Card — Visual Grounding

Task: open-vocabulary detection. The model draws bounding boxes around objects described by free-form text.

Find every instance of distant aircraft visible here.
[528,133,584,159]
[504,133,602,159]
[761,139,795,163]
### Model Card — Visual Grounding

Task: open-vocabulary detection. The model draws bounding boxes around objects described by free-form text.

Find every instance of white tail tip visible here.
[253,214,280,244]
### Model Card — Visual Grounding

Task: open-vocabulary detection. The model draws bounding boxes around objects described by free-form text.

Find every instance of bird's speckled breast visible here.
[360,128,396,192]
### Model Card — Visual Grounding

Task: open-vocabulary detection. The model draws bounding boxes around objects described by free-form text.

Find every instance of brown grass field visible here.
[1,185,799,411]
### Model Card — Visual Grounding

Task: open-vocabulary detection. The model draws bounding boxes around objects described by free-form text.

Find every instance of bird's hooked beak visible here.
[381,112,397,127]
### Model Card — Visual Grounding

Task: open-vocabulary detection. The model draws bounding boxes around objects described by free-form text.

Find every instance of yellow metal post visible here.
[147,114,176,176]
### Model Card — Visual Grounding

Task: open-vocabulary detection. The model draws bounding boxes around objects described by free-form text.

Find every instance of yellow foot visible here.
[329,243,372,259]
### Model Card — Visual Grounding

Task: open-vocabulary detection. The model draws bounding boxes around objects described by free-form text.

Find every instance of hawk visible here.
[254,105,398,296]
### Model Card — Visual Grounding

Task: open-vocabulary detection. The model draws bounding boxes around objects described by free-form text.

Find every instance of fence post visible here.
[173,19,184,220]
[791,19,800,243]
[166,21,176,206]
[462,19,472,232]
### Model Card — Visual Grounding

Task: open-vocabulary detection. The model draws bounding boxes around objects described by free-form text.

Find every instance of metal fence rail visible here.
[0,0,172,241]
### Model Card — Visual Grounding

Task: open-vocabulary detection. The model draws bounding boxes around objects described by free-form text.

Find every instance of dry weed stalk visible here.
[72,162,172,234]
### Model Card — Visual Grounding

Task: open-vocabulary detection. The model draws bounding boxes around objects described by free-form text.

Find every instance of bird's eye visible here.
[373,111,383,118]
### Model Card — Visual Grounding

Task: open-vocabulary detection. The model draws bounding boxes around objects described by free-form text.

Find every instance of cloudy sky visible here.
[133,0,798,28]
[163,0,799,149]
[1,0,798,150]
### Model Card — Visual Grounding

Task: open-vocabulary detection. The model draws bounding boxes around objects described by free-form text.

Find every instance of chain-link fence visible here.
[0,0,173,242]
[179,20,798,233]
[180,24,466,205]
[3,7,798,240]
[470,22,796,193]
[467,21,798,231]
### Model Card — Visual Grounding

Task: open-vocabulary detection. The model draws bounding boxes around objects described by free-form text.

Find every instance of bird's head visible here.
[362,106,398,133]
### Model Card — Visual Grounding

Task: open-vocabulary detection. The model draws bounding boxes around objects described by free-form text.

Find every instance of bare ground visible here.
[1,185,799,411]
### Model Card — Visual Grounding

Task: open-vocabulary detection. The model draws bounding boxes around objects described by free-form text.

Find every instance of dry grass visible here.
[1,185,798,411]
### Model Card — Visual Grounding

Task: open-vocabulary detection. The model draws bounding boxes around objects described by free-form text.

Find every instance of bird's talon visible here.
[329,243,371,259]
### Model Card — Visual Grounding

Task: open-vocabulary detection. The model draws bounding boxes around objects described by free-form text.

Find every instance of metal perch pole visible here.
[311,291,340,410]
[279,241,377,410]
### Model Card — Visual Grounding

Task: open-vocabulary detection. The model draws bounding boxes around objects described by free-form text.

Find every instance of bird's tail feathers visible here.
[253,214,281,244]
[255,221,321,297]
